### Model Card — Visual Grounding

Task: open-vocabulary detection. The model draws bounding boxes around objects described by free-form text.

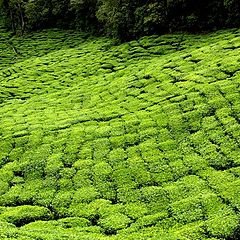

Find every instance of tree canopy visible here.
[1,0,240,40]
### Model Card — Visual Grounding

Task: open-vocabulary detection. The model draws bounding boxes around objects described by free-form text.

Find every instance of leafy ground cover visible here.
[0,24,240,239]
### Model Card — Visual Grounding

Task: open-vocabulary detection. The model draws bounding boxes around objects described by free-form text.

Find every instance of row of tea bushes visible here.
[0,27,240,239]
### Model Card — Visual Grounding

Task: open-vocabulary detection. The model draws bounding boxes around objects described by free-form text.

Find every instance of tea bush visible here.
[0,24,240,239]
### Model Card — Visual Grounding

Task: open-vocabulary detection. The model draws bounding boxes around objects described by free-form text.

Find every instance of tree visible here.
[69,0,98,32]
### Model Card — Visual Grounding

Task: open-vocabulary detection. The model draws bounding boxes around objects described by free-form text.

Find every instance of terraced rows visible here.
[0,27,240,239]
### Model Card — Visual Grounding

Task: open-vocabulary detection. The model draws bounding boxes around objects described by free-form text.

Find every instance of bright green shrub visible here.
[127,158,151,186]
[109,121,125,136]
[94,125,111,138]
[194,103,212,117]
[77,144,93,161]
[94,182,116,201]
[32,187,56,207]
[8,147,24,162]
[157,128,172,142]
[109,136,126,149]
[165,176,207,202]
[69,203,95,219]
[139,128,158,141]
[189,130,207,144]
[59,167,76,179]
[0,140,12,166]
[0,206,52,226]
[139,139,158,152]
[167,114,187,139]
[92,138,110,161]
[180,100,194,112]
[124,133,139,147]
[0,184,35,206]
[72,187,100,204]
[57,217,91,228]
[112,166,136,188]
[148,161,174,184]
[108,148,127,166]
[99,213,132,234]
[123,120,140,134]
[73,169,93,188]
[219,180,240,211]
[183,154,208,174]
[73,159,94,171]
[170,221,205,240]
[59,178,73,190]
[123,203,148,220]
[20,220,58,230]
[21,145,51,180]
[141,148,163,163]
[0,181,9,195]
[158,140,177,151]
[205,207,238,238]
[202,116,219,131]
[45,153,64,177]
[154,113,168,128]
[169,160,189,180]
[133,212,169,230]
[225,93,240,105]
[0,169,14,183]
[140,186,169,213]
[117,186,141,203]
[14,136,29,148]
[52,191,73,217]
[92,161,115,199]
[183,110,202,132]
[171,197,203,224]
[126,146,141,159]
[92,161,112,181]
[139,119,156,129]
[0,221,17,239]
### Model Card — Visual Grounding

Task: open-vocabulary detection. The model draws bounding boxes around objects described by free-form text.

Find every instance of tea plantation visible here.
[0,23,240,239]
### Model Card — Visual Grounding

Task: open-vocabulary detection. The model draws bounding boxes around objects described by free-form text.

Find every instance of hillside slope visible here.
[0,28,240,239]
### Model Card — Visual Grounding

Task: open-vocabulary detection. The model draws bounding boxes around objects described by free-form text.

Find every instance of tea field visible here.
[0,24,240,239]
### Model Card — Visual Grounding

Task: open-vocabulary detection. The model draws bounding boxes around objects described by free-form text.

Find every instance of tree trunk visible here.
[18,3,25,34]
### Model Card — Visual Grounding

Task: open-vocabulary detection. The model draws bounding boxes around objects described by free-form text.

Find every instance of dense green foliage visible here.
[1,0,240,39]
[1,22,240,239]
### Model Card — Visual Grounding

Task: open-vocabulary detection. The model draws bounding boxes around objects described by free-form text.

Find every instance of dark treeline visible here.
[1,0,240,40]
